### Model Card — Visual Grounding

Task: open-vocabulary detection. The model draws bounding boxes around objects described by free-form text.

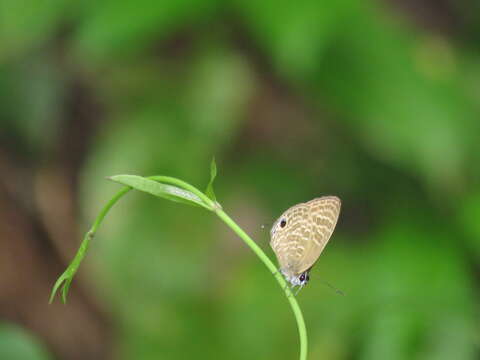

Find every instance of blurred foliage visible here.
[1,0,479,359]
[0,323,51,360]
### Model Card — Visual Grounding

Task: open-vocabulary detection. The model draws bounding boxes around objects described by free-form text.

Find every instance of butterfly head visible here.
[281,268,310,287]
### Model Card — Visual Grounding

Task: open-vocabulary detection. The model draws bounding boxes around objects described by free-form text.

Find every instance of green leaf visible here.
[205,157,217,201]
[109,175,211,210]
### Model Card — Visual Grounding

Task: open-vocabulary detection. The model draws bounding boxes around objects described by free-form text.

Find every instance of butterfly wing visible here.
[295,196,341,274]
[270,203,311,274]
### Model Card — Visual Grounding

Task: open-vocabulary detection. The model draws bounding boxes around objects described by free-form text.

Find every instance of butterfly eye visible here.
[299,273,306,282]
[280,219,287,228]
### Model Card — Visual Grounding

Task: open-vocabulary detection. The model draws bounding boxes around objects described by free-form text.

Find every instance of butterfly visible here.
[270,196,341,293]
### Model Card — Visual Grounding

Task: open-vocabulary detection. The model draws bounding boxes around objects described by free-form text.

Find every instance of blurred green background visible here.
[1,0,479,359]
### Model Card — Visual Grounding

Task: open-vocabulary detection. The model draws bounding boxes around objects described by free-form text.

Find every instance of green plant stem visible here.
[51,175,308,360]
[92,186,132,232]
[148,177,307,360]
[214,209,308,360]
[149,177,307,360]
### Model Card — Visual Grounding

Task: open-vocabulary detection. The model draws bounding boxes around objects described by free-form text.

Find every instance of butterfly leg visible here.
[294,284,305,296]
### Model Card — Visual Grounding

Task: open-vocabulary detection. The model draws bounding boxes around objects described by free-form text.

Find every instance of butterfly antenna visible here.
[319,280,345,296]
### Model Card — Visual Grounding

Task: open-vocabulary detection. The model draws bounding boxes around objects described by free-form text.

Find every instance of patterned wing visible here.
[270,203,312,274]
[296,196,341,273]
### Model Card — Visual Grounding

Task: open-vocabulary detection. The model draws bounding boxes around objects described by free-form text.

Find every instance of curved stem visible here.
[214,209,308,360]
[49,186,132,303]
[51,175,308,360]
[149,177,308,360]
[92,187,132,232]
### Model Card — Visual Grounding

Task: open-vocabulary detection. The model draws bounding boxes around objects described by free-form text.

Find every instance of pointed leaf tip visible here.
[62,278,73,304]
[49,273,68,304]
[205,158,217,201]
